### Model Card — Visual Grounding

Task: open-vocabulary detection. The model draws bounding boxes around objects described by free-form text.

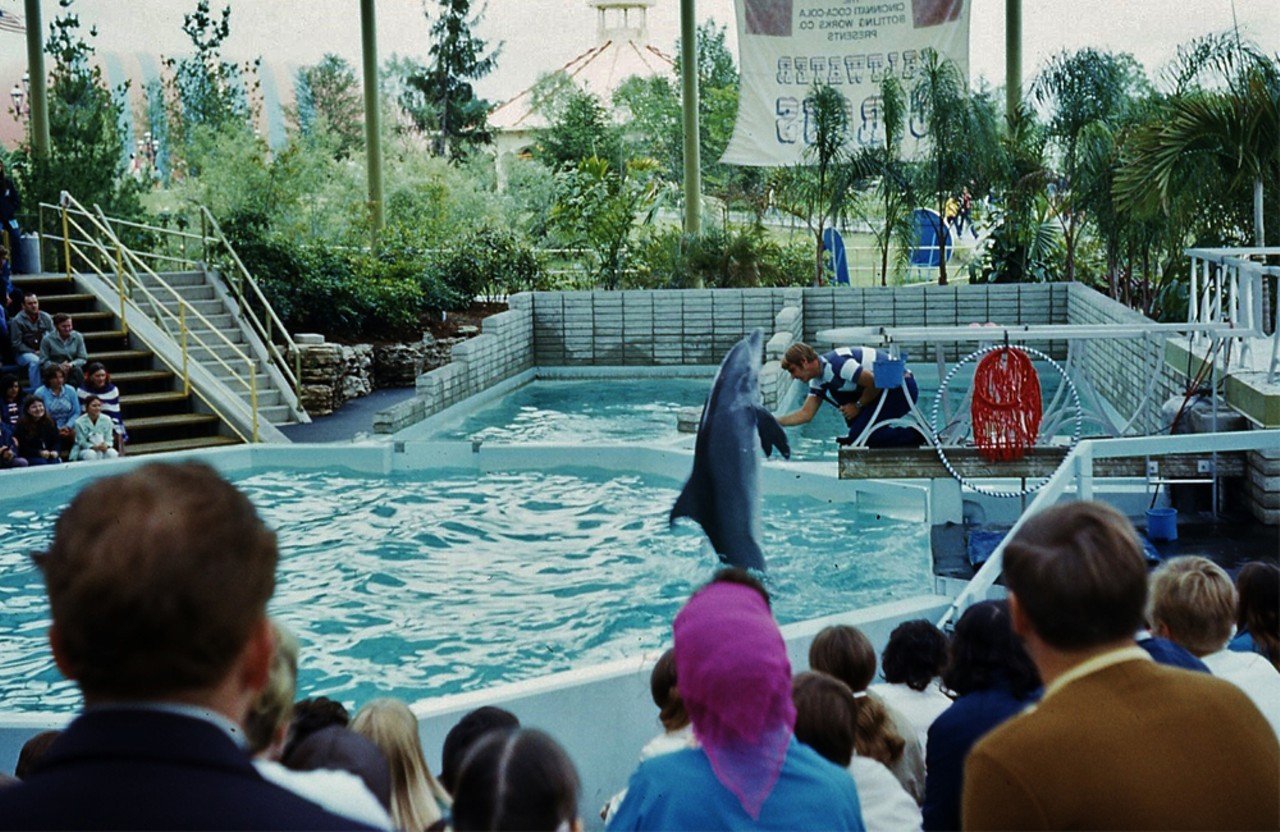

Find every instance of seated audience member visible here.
[9,293,53,391]
[921,601,1040,832]
[244,620,392,829]
[1149,555,1280,737]
[603,648,697,822]
[1231,561,1279,670]
[0,419,26,468]
[869,620,951,752]
[77,362,126,450]
[284,725,393,818]
[963,502,1280,830]
[38,313,87,388]
[71,396,118,461]
[792,671,921,832]
[439,706,521,797]
[452,728,582,832]
[0,461,370,829]
[282,696,352,762]
[608,579,865,830]
[15,731,61,780]
[809,624,924,803]
[1,374,21,427]
[34,365,78,440]
[352,699,452,832]
[13,395,61,465]
[1134,622,1210,672]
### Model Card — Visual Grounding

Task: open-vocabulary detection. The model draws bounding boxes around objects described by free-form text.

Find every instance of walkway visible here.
[278,387,417,443]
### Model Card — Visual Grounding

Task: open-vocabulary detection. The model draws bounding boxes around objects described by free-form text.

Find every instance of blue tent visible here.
[909,208,954,267]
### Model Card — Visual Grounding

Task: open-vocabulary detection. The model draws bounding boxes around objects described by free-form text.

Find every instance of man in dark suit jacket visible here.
[962,502,1279,830]
[0,462,374,830]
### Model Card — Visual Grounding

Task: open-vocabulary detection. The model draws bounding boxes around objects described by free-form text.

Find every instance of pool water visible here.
[0,467,930,713]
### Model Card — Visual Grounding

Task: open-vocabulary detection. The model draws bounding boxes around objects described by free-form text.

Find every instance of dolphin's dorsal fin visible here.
[754,405,791,459]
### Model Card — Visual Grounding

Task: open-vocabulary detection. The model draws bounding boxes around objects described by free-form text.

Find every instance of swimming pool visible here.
[0,462,931,713]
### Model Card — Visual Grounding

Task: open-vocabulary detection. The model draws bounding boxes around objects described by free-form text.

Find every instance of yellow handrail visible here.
[44,195,259,443]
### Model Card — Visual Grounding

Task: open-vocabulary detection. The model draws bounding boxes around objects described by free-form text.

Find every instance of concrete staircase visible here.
[10,273,241,456]
[134,270,304,426]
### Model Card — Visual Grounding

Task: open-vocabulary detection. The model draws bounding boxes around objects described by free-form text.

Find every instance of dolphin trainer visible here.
[670,329,790,571]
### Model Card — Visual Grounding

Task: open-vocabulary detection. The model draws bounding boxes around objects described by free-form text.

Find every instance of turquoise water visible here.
[0,466,930,713]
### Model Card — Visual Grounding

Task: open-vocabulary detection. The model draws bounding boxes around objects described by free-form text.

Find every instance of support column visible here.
[680,0,701,236]
[360,0,385,247]
[23,0,50,158]
[1004,0,1021,120]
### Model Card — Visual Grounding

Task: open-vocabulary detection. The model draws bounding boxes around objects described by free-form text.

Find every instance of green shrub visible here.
[429,226,545,302]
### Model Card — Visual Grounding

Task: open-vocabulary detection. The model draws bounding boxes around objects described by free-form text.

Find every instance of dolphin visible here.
[670,329,790,571]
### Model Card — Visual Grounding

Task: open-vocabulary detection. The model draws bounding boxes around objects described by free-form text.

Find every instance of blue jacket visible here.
[0,709,373,830]
[1137,635,1210,673]
[923,682,1038,831]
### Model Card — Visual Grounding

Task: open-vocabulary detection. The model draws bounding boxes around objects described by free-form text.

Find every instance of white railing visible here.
[938,428,1280,628]
[1186,247,1279,381]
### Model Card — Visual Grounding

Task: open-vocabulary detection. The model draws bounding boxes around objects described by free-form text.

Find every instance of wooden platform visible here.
[838,446,1247,480]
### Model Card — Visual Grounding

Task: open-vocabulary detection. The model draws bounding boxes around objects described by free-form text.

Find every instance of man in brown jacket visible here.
[962,501,1279,831]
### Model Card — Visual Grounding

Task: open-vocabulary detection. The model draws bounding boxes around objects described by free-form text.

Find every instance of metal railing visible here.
[937,427,1280,628]
[40,193,259,442]
[1186,247,1279,382]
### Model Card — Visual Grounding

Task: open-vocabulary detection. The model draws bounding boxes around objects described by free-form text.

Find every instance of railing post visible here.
[1188,256,1199,324]
[1074,445,1093,501]
[250,358,259,443]
[60,201,71,279]
[115,243,129,336]
[180,305,190,396]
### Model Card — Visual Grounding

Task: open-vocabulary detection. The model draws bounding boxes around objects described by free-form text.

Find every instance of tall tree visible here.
[14,0,141,218]
[407,0,501,159]
[293,54,363,156]
[537,86,623,170]
[848,75,916,286]
[910,50,973,285]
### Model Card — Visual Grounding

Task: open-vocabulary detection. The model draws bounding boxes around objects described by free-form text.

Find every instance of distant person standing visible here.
[0,160,25,275]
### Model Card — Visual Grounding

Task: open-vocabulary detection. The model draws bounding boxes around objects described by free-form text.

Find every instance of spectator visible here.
[284,725,393,819]
[283,696,351,762]
[439,707,521,797]
[808,624,924,803]
[9,293,53,391]
[13,395,60,465]
[0,244,17,314]
[921,601,1040,832]
[0,160,23,274]
[1149,555,1280,737]
[352,698,452,832]
[1134,621,1210,672]
[792,671,921,832]
[1231,561,1280,670]
[78,362,126,450]
[962,502,1279,830]
[245,621,392,829]
[39,313,87,388]
[34,365,78,441]
[1,374,20,426]
[608,580,864,829]
[453,728,582,832]
[0,418,26,469]
[71,396,117,461]
[15,731,60,780]
[869,620,951,752]
[0,461,372,829]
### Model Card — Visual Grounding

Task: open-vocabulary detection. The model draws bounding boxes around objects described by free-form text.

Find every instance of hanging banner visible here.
[722,0,970,166]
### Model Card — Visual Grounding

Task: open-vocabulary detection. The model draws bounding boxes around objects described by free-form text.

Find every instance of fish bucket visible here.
[874,354,907,388]
[1146,508,1178,542]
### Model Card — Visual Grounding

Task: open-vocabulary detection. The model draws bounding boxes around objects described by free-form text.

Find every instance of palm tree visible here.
[847,75,917,286]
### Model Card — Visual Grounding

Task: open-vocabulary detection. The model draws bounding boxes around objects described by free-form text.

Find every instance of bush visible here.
[429,226,545,302]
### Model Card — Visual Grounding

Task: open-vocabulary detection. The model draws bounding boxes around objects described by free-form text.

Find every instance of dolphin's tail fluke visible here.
[754,406,791,459]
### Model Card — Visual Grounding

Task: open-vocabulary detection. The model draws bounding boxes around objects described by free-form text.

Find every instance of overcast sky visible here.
[2,0,1275,100]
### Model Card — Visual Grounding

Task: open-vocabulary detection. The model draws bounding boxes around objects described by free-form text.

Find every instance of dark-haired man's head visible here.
[451,728,580,832]
[880,620,949,691]
[38,462,277,718]
[15,731,61,780]
[282,696,351,762]
[283,725,393,811]
[1003,501,1148,667]
[439,706,520,795]
[706,566,771,607]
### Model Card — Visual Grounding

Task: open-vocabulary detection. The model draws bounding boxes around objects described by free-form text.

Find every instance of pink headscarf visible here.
[673,581,795,820]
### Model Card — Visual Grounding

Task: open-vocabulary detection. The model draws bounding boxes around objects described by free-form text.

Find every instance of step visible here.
[156,298,224,317]
[119,390,189,409]
[87,349,152,365]
[138,283,215,302]
[11,274,75,291]
[138,271,206,289]
[184,326,246,344]
[127,413,221,432]
[126,435,242,457]
[82,329,128,343]
[37,292,98,310]
[110,369,177,393]
[187,342,255,363]
[257,404,292,424]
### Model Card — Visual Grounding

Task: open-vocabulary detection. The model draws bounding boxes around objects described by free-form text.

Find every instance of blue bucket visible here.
[874,355,907,388]
[1146,508,1178,542]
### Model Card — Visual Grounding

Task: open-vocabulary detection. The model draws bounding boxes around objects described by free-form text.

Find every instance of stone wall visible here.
[294,339,436,417]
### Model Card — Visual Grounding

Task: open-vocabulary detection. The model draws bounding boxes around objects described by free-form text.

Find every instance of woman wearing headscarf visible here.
[607,578,865,830]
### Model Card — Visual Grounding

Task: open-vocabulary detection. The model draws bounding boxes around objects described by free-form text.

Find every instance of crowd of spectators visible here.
[1,295,127,465]
[0,463,1276,830]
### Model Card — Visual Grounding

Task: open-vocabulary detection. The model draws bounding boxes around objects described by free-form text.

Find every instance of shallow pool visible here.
[0,465,930,713]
